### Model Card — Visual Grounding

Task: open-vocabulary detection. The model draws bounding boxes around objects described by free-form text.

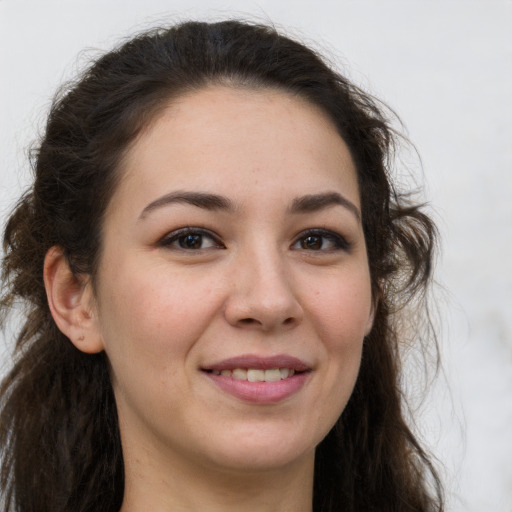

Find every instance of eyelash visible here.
[158,227,224,251]
[291,229,350,252]
[157,227,350,252]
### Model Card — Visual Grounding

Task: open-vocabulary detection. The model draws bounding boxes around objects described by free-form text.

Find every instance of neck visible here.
[119,439,315,512]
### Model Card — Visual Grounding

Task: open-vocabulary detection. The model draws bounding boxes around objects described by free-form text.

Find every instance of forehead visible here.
[111,86,360,214]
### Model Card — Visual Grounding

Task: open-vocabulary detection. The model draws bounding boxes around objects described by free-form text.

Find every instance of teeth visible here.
[265,368,282,382]
[247,369,265,382]
[211,368,298,382]
[232,368,248,380]
[280,368,296,379]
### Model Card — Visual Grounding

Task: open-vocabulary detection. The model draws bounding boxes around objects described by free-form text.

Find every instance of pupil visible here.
[180,234,202,249]
[303,235,322,250]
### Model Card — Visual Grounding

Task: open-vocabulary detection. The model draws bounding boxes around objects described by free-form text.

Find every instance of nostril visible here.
[239,318,259,326]
[238,317,295,327]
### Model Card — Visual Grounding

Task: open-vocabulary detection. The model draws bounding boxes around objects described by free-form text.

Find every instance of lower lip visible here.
[204,371,309,404]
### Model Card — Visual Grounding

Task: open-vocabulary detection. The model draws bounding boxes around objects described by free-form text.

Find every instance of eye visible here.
[158,228,224,251]
[292,229,349,251]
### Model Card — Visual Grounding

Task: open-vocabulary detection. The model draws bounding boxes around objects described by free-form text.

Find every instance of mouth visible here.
[207,367,298,382]
[201,355,311,403]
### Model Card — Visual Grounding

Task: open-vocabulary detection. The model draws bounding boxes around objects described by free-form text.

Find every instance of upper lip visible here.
[203,354,311,372]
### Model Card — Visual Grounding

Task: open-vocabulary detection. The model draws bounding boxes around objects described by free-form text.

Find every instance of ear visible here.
[364,304,376,336]
[44,246,104,354]
[364,290,379,336]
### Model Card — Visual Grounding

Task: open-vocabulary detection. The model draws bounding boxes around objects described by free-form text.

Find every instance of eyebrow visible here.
[290,192,361,222]
[139,191,235,219]
[139,190,360,222]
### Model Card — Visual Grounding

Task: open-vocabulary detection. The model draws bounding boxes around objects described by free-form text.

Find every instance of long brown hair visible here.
[0,20,443,512]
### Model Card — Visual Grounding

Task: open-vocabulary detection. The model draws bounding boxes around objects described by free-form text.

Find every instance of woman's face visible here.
[89,86,374,474]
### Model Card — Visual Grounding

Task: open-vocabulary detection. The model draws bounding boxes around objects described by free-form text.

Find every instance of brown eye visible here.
[159,228,223,251]
[292,229,349,252]
[301,235,322,250]
[178,234,204,249]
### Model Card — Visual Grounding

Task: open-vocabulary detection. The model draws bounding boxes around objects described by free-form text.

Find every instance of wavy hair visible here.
[0,20,442,512]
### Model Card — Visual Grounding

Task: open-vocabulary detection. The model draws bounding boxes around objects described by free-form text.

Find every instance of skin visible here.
[45,86,374,512]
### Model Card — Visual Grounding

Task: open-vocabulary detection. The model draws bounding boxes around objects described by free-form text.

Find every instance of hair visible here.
[0,19,442,512]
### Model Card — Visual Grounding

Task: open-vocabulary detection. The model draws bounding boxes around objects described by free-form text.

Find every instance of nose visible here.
[223,246,304,332]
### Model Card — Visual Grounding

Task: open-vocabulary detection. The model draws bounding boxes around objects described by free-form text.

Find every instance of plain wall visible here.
[1,1,511,510]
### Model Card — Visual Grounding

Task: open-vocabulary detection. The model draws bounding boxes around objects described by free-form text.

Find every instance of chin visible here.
[200,425,319,473]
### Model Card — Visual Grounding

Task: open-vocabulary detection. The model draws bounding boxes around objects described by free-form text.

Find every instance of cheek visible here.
[95,266,226,429]
[306,269,373,346]
[96,263,222,371]
[303,268,371,410]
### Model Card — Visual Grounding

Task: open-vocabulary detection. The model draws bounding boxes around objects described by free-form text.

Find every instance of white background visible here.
[1,1,511,510]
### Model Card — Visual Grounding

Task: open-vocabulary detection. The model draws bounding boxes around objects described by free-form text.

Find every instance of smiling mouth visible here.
[202,355,310,403]
[207,368,298,382]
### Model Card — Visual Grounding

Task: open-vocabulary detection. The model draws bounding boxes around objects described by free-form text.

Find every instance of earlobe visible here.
[44,246,104,354]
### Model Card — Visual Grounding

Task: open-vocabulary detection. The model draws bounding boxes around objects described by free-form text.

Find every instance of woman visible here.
[0,20,443,512]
